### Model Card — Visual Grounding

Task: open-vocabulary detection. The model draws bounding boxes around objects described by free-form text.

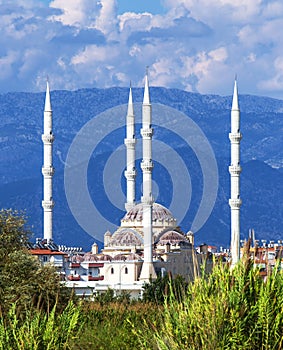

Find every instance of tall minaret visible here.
[229,79,242,267]
[42,81,55,242]
[124,84,137,211]
[139,69,157,281]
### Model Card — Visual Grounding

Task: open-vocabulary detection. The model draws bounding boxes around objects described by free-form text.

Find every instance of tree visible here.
[0,209,73,315]
[142,273,188,304]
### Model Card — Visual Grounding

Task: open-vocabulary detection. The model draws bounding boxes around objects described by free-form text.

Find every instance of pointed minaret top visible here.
[143,67,150,104]
[127,83,134,116]
[45,80,52,112]
[232,78,239,111]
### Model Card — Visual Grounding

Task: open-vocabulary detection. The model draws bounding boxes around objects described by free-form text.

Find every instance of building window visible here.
[111,267,114,274]
[43,256,48,262]
[125,267,128,274]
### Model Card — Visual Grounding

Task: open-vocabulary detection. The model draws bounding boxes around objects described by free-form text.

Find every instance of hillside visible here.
[0,87,282,249]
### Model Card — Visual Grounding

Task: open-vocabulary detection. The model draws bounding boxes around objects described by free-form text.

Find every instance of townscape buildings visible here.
[29,74,282,297]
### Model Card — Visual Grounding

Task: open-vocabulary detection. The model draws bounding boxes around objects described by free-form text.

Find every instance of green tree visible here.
[0,209,72,315]
[142,273,188,304]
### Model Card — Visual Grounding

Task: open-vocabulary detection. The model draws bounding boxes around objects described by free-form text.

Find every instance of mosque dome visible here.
[122,203,176,223]
[157,230,189,245]
[108,228,143,247]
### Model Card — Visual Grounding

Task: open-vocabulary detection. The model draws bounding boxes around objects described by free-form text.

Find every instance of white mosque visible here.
[35,72,241,297]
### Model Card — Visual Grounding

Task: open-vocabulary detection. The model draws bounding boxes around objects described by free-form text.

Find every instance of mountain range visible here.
[0,87,282,250]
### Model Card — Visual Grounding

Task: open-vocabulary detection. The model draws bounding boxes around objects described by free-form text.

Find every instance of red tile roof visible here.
[30,249,65,255]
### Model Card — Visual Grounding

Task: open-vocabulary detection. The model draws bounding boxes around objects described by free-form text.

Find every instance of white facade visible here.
[42,81,55,242]
[229,80,242,267]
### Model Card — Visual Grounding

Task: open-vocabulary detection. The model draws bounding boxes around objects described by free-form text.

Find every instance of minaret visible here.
[229,79,242,267]
[124,84,137,211]
[139,69,157,281]
[42,80,55,242]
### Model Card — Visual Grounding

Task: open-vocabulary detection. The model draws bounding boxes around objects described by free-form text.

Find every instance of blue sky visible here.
[117,0,165,14]
[1,0,283,99]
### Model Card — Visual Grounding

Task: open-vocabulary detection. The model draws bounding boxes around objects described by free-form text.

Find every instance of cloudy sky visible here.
[1,0,283,98]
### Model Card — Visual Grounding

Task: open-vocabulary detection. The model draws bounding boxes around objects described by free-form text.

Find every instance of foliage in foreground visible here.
[0,301,81,350]
[137,256,283,350]
[0,209,73,314]
[1,257,283,349]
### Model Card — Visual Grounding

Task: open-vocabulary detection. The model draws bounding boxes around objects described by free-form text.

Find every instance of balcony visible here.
[70,262,81,268]
[88,275,104,281]
[88,263,104,268]
[68,275,81,281]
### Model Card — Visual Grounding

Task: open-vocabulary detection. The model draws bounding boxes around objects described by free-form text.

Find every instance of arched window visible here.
[125,267,128,274]
[111,267,114,274]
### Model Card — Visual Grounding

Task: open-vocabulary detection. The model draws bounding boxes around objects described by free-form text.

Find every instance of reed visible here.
[0,301,81,350]
[142,257,283,350]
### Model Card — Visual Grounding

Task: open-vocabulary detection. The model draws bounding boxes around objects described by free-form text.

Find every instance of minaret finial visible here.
[143,67,150,104]
[45,80,52,112]
[232,77,239,111]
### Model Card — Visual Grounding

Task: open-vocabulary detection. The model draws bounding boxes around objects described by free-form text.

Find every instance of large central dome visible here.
[122,203,176,224]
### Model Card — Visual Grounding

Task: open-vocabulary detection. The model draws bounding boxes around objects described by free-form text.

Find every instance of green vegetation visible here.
[143,256,283,350]
[0,210,282,349]
[0,209,73,314]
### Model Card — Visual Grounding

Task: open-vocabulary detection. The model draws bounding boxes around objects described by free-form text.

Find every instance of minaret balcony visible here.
[42,134,55,144]
[141,128,153,138]
[229,198,242,208]
[229,165,242,175]
[229,132,242,143]
[42,200,55,210]
[124,169,136,180]
[42,166,55,177]
[124,138,137,148]
[141,160,153,172]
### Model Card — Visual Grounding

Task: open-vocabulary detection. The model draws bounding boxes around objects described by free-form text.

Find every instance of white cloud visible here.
[163,0,262,23]
[0,0,282,99]
[258,56,283,91]
[71,45,120,65]
[95,0,118,37]
[49,0,100,27]
[0,51,19,79]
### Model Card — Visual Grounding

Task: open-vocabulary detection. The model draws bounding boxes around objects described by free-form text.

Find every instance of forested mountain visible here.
[0,87,281,249]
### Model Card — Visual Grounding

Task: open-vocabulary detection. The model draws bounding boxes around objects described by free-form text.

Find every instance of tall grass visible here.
[141,255,283,350]
[72,301,161,349]
[0,301,81,350]
[1,252,283,349]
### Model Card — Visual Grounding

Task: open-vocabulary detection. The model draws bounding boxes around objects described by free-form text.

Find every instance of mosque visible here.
[34,72,242,297]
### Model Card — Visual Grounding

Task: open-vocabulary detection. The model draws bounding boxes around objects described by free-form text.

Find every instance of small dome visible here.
[83,253,97,261]
[122,203,176,223]
[158,230,188,245]
[96,254,112,261]
[71,254,84,263]
[109,228,143,247]
[126,253,142,261]
[113,254,127,261]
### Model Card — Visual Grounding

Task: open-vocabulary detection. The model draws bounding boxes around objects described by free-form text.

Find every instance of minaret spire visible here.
[124,83,137,211]
[139,69,157,281]
[229,78,242,267]
[42,80,55,242]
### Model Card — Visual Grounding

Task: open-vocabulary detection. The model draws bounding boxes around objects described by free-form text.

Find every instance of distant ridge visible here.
[0,87,281,249]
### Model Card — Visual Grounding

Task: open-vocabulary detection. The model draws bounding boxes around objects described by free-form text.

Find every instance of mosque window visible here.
[125,267,128,274]
[111,267,114,274]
